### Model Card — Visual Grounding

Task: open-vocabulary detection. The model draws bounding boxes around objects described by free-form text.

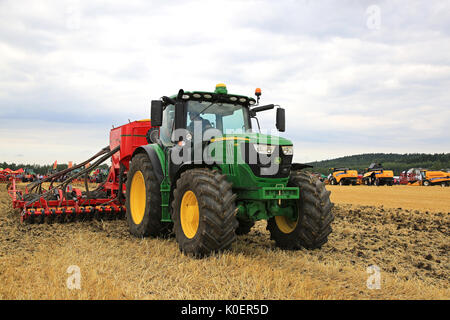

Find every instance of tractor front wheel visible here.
[267,171,334,250]
[125,153,172,238]
[172,168,238,257]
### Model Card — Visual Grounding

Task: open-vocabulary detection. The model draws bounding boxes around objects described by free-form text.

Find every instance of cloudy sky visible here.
[0,0,449,165]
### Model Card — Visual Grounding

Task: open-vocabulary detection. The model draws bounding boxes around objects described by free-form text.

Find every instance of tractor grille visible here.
[241,143,293,178]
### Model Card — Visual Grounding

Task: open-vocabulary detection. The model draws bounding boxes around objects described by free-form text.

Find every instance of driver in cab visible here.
[187,111,212,134]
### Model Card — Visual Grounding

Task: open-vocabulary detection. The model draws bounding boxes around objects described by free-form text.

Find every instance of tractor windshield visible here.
[186,101,250,135]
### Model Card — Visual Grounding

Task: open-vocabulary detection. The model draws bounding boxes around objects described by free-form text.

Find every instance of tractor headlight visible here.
[281,146,293,156]
[253,144,276,155]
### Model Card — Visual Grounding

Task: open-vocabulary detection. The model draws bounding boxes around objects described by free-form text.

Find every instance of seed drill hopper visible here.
[8,120,154,223]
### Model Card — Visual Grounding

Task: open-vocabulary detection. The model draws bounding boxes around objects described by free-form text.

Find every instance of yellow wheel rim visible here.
[130,171,146,225]
[180,190,199,239]
[275,215,298,234]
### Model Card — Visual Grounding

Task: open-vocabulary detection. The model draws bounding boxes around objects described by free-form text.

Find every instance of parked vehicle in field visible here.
[362,163,394,186]
[400,168,450,186]
[328,168,358,185]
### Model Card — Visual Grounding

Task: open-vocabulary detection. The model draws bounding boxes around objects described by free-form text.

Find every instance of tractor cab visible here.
[151,84,286,146]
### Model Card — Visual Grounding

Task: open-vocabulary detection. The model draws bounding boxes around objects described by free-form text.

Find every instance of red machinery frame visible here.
[8,120,154,223]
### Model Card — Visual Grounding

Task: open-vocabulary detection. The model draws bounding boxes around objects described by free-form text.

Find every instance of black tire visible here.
[423,180,431,187]
[375,178,380,186]
[146,127,160,144]
[171,168,238,257]
[126,153,172,238]
[235,218,255,236]
[339,179,345,186]
[267,171,334,250]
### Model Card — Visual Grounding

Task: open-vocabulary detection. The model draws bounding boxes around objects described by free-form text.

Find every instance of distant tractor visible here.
[328,168,358,185]
[362,163,394,186]
[400,168,450,187]
[22,169,36,183]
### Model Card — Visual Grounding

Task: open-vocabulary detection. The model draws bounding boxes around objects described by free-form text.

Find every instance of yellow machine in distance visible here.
[421,169,450,186]
[328,168,358,185]
[362,163,394,186]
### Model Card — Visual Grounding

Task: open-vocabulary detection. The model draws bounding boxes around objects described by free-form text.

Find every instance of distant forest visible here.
[2,153,450,176]
[307,153,450,176]
[0,162,109,175]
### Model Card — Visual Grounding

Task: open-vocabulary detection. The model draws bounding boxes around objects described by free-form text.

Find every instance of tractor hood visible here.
[211,132,292,146]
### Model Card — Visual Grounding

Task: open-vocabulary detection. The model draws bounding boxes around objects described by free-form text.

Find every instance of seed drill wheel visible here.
[125,153,172,237]
[267,171,334,250]
[171,168,238,257]
[423,180,431,186]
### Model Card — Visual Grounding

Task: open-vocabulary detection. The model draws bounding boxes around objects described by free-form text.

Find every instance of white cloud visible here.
[0,0,449,165]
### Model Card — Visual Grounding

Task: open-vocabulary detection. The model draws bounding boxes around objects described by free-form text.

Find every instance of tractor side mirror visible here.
[174,101,186,131]
[276,108,285,132]
[151,100,163,127]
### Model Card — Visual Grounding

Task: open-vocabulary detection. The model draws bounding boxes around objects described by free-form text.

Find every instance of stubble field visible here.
[0,183,448,299]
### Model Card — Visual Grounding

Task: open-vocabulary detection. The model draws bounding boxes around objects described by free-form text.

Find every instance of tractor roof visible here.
[170,90,256,107]
[169,85,257,106]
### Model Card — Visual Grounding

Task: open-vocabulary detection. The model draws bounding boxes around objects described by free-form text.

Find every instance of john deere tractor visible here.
[125,84,334,257]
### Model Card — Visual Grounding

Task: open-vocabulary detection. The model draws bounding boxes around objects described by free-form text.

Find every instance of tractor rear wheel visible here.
[171,168,238,257]
[267,171,334,250]
[125,153,172,238]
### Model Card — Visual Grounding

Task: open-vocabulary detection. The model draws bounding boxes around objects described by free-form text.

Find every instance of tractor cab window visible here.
[222,108,248,133]
[160,104,175,146]
[186,101,250,135]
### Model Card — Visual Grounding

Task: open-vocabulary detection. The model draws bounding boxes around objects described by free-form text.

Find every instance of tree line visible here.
[306,153,450,176]
[0,162,110,175]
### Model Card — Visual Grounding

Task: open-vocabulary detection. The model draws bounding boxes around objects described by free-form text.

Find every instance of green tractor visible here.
[126,84,334,257]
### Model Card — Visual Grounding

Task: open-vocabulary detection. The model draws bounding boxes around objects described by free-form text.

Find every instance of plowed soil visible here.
[0,184,448,299]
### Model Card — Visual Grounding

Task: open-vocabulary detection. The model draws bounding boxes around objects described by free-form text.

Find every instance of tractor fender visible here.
[291,163,313,171]
[132,144,164,184]
[169,161,213,185]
